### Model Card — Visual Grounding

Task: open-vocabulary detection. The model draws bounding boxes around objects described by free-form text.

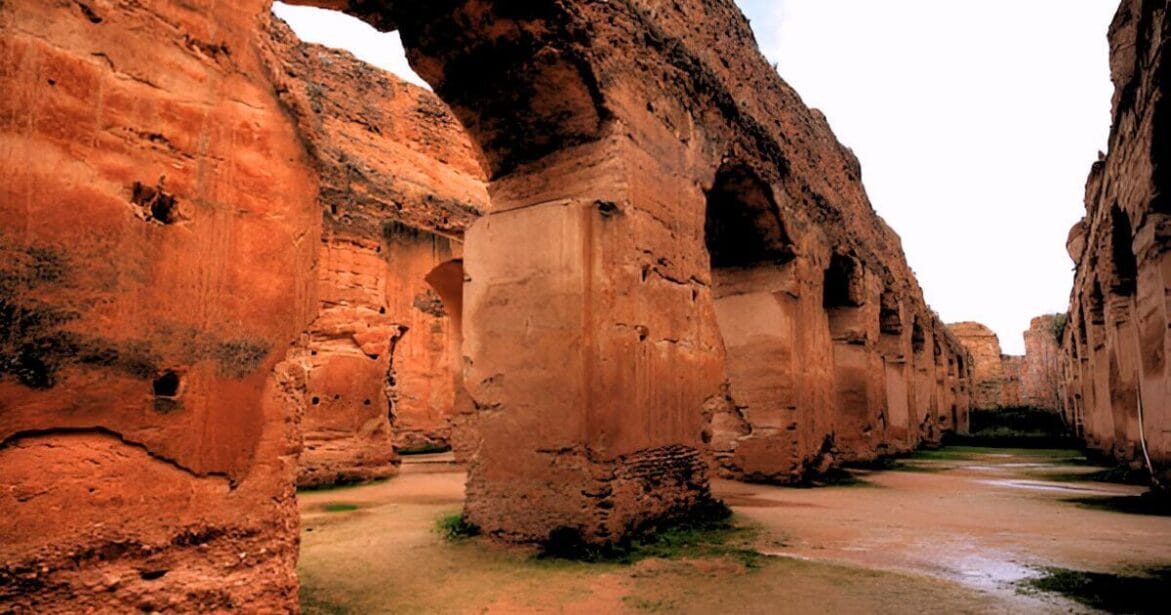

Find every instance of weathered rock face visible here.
[261,22,488,486]
[0,1,318,610]
[1060,0,1170,487]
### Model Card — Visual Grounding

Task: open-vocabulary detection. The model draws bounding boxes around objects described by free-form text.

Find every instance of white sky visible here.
[273,0,1118,354]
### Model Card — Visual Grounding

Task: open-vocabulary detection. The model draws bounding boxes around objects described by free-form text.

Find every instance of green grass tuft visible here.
[436,513,481,540]
[323,503,359,513]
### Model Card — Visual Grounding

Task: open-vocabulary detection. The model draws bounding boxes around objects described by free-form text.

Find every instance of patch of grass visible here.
[538,500,763,567]
[298,477,388,494]
[397,443,453,456]
[436,513,481,541]
[911,446,1081,461]
[1065,492,1171,517]
[1022,566,1171,614]
[322,503,359,513]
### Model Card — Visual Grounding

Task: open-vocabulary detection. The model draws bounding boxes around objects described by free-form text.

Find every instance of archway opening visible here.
[703,163,797,480]
[424,259,474,460]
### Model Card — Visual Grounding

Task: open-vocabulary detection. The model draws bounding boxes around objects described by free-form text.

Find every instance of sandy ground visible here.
[298,448,1171,614]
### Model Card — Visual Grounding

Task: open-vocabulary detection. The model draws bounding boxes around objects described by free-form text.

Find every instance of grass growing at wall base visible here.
[536,501,763,567]
[1022,566,1171,614]
[436,513,482,541]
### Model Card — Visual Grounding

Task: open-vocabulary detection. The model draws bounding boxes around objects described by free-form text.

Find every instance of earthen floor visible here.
[299,449,1171,613]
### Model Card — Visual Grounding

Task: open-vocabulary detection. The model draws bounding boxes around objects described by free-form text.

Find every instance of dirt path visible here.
[298,449,1171,614]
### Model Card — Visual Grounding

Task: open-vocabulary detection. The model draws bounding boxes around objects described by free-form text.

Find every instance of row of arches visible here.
[702,162,973,482]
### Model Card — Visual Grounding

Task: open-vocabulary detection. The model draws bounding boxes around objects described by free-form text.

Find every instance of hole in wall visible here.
[152,370,181,397]
[1109,206,1138,296]
[131,180,180,224]
[823,252,863,310]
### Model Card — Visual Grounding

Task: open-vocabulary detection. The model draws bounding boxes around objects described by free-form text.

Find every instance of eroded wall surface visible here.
[262,24,488,486]
[1060,0,1169,486]
[0,1,318,610]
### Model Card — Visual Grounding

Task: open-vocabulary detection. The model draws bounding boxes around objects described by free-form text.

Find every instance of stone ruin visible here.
[265,25,490,486]
[950,316,1063,413]
[3,0,1164,611]
[1058,0,1169,487]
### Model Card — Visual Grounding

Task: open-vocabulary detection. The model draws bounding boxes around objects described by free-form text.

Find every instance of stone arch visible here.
[703,161,800,482]
[372,2,608,179]
[423,259,476,460]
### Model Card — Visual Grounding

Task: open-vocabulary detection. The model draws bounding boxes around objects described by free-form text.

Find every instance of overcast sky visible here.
[273,1,1118,354]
